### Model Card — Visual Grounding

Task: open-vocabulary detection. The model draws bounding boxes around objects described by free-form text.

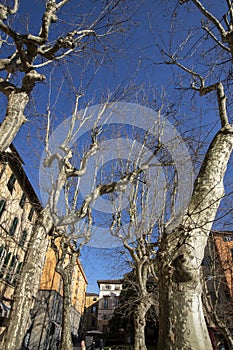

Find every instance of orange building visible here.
[27,242,88,349]
[203,230,233,346]
[213,231,233,297]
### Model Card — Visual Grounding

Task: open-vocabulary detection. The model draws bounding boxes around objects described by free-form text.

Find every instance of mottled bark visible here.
[158,237,212,350]
[0,91,28,152]
[1,210,53,350]
[134,300,150,350]
[0,68,45,152]
[157,125,233,350]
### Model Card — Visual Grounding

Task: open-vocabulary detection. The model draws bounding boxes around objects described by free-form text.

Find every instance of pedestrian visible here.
[81,339,86,350]
[91,340,95,350]
[99,338,104,350]
[218,341,225,350]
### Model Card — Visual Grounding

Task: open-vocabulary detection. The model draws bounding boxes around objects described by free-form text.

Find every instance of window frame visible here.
[0,199,6,218]
[9,217,18,236]
[19,229,27,247]
[28,207,34,221]
[19,193,27,209]
[7,173,16,194]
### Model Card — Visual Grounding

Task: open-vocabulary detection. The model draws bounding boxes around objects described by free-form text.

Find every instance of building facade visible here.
[83,292,99,333]
[203,231,233,347]
[27,242,88,349]
[0,145,42,337]
[0,145,88,349]
[97,280,122,333]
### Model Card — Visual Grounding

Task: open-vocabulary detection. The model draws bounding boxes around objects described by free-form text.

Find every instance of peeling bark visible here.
[157,125,233,350]
[134,300,150,350]
[0,91,28,152]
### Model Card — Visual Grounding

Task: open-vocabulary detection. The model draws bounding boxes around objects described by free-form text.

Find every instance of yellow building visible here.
[84,293,99,332]
[27,241,88,349]
[0,145,88,349]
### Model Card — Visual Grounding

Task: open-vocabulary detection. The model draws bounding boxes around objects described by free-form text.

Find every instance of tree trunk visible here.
[1,210,53,350]
[158,244,212,350]
[157,125,233,350]
[59,274,73,350]
[134,300,150,350]
[0,90,29,152]
[57,256,77,350]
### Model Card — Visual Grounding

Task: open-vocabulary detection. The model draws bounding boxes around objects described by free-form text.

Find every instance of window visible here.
[19,193,26,209]
[223,235,233,242]
[0,251,11,278]
[202,257,211,266]
[9,217,18,236]
[230,248,233,260]
[28,207,34,221]
[6,255,17,283]
[92,306,97,314]
[113,298,119,308]
[19,230,27,247]
[0,245,6,271]
[105,285,111,290]
[0,199,6,219]
[7,174,16,193]
[104,298,108,309]
[91,319,96,327]
[13,261,22,285]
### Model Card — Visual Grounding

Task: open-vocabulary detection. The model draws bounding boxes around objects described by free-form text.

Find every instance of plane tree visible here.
[0,0,129,152]
[150,1,233,349]
[0,1,133,349]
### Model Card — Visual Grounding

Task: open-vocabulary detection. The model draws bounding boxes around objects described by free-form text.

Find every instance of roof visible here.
[211,230,233,236]
[97,279,122,286]
[86,292,99,297]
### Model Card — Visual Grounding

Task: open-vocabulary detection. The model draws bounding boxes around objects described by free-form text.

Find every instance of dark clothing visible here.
[99,339,104,349]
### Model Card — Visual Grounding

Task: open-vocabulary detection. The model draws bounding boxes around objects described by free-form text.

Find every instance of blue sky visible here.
[1,0,233,293]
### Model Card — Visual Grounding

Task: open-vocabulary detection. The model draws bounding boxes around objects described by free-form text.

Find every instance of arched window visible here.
[9,217,18,236]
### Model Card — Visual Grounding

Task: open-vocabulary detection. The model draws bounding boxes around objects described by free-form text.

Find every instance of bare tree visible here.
[107,126,175,350]
[149,1,233,349]
[50,231,85,350]
[0,1,133,349]
[0,0,128,152]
